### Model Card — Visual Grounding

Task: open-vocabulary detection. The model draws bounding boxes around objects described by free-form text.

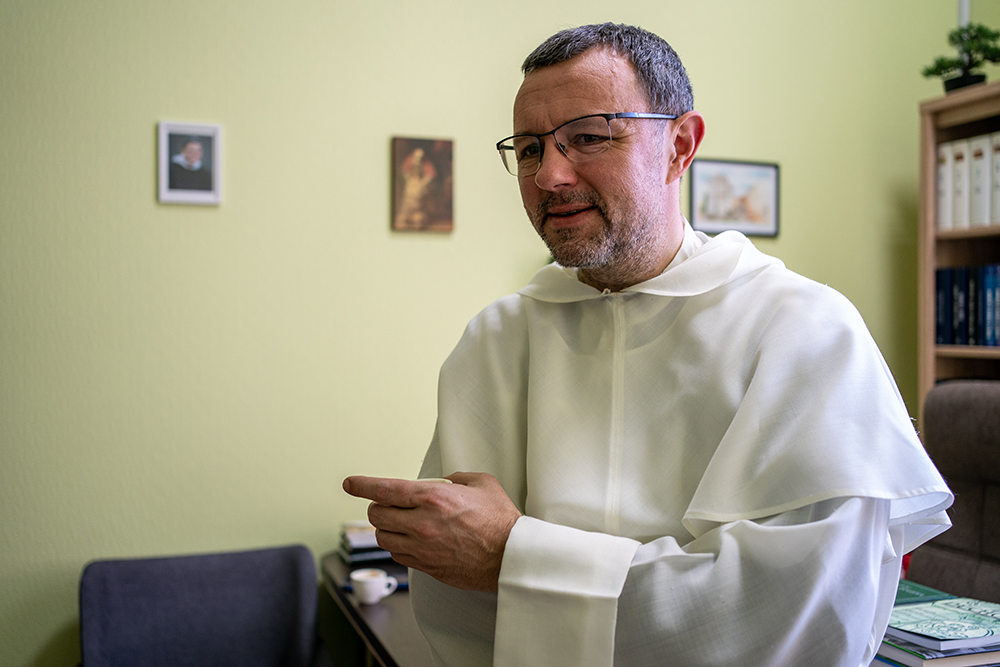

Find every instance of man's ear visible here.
[666,111,705,183]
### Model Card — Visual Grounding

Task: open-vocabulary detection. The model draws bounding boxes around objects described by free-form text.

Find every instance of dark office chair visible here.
[906,380,1000,603]
[79,544,325,667]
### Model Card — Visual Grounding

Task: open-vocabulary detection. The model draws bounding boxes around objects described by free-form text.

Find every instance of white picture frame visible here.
[689,158,779,237]
[158,121,222,205]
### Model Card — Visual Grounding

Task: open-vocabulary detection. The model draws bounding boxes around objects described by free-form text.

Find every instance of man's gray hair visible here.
[521,23,694,116]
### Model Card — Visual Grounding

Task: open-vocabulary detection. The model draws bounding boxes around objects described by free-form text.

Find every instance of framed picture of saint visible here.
[158,121,222,205]
[391,137,453,232]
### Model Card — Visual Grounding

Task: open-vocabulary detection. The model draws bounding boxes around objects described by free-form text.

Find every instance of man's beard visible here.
[529,190,658,273]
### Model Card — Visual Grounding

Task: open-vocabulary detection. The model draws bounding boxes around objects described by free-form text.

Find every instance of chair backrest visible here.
[79,544,317,667]
[906,380,1000,602]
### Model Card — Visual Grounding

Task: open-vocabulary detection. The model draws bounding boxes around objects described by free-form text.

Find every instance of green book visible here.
[895,579,956,605]
[886,598,1000,650]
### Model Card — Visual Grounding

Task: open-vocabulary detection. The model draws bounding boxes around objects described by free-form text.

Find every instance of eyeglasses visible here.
[496,112,677,177]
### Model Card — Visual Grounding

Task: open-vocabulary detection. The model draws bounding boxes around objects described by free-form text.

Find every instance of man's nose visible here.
[532,137,578,191]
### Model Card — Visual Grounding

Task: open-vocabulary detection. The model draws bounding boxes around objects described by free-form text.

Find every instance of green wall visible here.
[3,1,997,664]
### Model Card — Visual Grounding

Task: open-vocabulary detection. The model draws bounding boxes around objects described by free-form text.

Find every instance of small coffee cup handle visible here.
[384,576,398,597]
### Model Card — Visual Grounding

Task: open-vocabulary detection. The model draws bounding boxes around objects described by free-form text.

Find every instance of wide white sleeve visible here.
[495,496,898,667]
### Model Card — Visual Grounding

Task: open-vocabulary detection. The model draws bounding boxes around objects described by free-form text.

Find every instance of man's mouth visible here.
[548,206,595,218]
[545,205,598,227]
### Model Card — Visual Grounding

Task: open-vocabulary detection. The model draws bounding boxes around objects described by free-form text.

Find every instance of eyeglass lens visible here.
[500,116,613,177]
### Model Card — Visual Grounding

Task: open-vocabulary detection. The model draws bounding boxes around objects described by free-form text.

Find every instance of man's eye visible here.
[517,143,541,161]
[571,133,605,145]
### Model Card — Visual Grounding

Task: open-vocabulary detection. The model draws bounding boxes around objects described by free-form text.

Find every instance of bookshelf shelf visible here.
[935,345,1000,360]
[918,80,1000,427]
[937,226,1000,240]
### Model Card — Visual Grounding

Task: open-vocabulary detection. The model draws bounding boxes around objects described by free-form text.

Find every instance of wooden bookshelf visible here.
[917,79,1000,427]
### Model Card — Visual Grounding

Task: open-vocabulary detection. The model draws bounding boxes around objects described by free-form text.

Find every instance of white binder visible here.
[937,142,954,231]
[992,133,1000,225]
[970,135,992,227]
[952,140,971,229]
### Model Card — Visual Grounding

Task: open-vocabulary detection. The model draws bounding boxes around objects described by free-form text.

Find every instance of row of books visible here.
[936,134,1000,230]
[333,521,410,592]
[874,580,1000,667]
[936,265,1000,346]
[338,520,393,564]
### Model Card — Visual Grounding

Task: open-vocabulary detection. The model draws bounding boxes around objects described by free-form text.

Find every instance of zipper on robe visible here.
[606,293,626,535]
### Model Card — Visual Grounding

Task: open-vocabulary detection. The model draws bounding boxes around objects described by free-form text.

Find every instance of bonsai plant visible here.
[923,22,1000,92]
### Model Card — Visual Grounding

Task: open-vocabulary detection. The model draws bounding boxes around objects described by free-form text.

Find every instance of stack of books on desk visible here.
[338,520,393,565]
[874,581,1000,666]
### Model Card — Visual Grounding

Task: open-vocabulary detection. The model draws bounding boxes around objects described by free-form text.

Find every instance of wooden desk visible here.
[320,551,435,667]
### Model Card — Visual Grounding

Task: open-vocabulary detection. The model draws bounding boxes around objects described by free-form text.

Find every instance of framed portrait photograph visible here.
[158,121,222,205]
[391,137,453,232]
[689,159,779,237]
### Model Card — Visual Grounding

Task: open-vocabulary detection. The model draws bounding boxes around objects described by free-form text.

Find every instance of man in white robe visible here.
[344,23,952,667]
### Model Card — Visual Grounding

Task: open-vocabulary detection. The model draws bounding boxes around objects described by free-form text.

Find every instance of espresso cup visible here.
[350,568,398,605]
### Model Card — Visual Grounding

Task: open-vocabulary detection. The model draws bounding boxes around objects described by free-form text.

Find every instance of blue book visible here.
[969,267,981,345]
[937,268,953,345]
[986,264,1000,346]
[953,267,969,345]
[982,264,997,346]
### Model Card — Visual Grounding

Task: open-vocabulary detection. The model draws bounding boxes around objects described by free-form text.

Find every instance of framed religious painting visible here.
[689,159,779,237]
[158,121,222,205]
[391,137,453,232]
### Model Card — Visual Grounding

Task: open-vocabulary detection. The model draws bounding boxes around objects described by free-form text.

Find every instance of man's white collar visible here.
[171,153,202,171]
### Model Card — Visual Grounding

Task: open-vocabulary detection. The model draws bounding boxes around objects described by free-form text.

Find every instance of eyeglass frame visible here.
[495,112,678,177]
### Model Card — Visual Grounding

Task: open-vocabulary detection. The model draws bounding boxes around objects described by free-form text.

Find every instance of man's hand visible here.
[342,472,522,592]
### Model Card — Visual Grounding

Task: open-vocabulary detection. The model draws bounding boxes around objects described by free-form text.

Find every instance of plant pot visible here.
[944,73,986,92]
